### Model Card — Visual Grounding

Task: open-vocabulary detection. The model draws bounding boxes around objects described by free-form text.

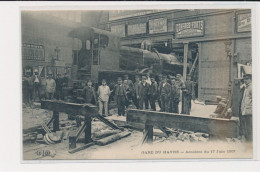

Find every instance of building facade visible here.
[105,9,251,101]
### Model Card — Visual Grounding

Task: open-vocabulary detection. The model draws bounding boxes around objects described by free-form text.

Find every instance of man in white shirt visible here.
[45,73,56,100]
[97,79,111,117]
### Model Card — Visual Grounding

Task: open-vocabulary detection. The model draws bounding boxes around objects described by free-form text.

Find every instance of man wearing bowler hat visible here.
[239,73,252,142]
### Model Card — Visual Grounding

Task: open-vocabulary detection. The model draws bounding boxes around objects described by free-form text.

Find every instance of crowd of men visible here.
[23,69,195,117]
[81,73,195,117]
[22,69,69,103]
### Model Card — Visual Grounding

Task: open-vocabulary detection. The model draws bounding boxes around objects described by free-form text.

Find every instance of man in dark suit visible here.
[182,74,195,115]
[169,76,180,113]
[239,73,252,142]
[114,77,128,116]
[149,74,158,111]
[158,75,171,112]
[82,80,97,105]
[137,75,150,110]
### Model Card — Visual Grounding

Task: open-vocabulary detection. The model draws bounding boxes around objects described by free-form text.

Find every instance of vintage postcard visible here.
[21,6,254,160]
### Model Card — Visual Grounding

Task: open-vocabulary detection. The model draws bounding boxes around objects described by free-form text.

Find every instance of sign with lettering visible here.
[22,43,45,60]
[237,13,251,32]
[109,10,168,21]
[111,24,125,37]
[175,20,204,38]
[128,23,147,35]
[149,18,167,34]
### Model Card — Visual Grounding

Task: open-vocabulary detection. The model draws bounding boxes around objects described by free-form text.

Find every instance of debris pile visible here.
[154,129,210,144]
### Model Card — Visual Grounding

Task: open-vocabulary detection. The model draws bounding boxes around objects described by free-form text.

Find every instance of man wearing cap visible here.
[149,75,158,111]
[169,76,180,113]
[82,80,97,105]
[137,75,150,110]
[97,79,111,117]
[239,73,252,142]
[181,74,195,115]
[114,77,128,116]
[32,69,42,101]
[158,75,171,112]
[45,72,56,100]
[133,75,141,109]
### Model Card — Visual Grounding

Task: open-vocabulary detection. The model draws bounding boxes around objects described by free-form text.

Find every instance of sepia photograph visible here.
[21,8,253,160]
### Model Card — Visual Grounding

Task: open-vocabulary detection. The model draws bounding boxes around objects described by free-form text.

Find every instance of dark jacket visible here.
[240,83,252,116]
[55,78,63,90]
[170,84,180,102]
[82,86,97,104]
[149,81,158,96]
[184,80,195,99]
[114,84,127,100]
[31,75,42,85]
[159,82,171,98]
[137,82,150,98]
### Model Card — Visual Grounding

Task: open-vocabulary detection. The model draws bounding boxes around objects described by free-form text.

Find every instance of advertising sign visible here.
[22,43,45,60]
[149,18,168,34]
[175,20,204,38]
[128,23,147,35]
[237,13,251,32]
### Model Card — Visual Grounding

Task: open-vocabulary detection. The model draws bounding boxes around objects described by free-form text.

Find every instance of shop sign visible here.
[111,24,125,37]
[128,23,147,35]
[22,43,45,60]
[149,18,167,34]
[175,20,204,38]
[109,10,168,21]
[237,13,251,32]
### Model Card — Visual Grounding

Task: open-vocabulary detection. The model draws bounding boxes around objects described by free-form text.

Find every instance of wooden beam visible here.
[53,111,59,132]
[84,116,92,144]
[142,125,153,145]
[68,142,95,154]
[41,100,98,117]
[127,109,239,138]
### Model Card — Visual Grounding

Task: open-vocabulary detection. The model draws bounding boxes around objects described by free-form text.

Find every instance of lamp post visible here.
[224,40,232,98]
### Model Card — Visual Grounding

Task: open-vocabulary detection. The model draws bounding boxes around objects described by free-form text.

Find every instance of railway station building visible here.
[105,9,252,101]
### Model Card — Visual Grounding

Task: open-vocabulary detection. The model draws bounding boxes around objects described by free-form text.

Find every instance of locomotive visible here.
[64,26,183,102]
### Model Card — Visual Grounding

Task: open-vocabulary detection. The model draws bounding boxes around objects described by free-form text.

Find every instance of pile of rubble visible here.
[154,129,209,144]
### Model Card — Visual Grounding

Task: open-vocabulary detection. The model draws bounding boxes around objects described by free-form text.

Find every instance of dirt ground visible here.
[22,101,253,160]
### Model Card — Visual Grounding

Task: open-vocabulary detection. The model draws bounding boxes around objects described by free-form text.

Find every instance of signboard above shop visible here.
[149,18,167,34]
[22,43,45,61]
[175,20,204,38]
[109,10,168,21]
[237,13,251,32]
[110,24,126,37]
[128,23,147,35]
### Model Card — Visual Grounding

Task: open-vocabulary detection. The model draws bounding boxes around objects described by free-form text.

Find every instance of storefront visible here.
[107,9,252,101]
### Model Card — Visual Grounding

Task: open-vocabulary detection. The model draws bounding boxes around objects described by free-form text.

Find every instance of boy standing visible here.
[97,79,111,117]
